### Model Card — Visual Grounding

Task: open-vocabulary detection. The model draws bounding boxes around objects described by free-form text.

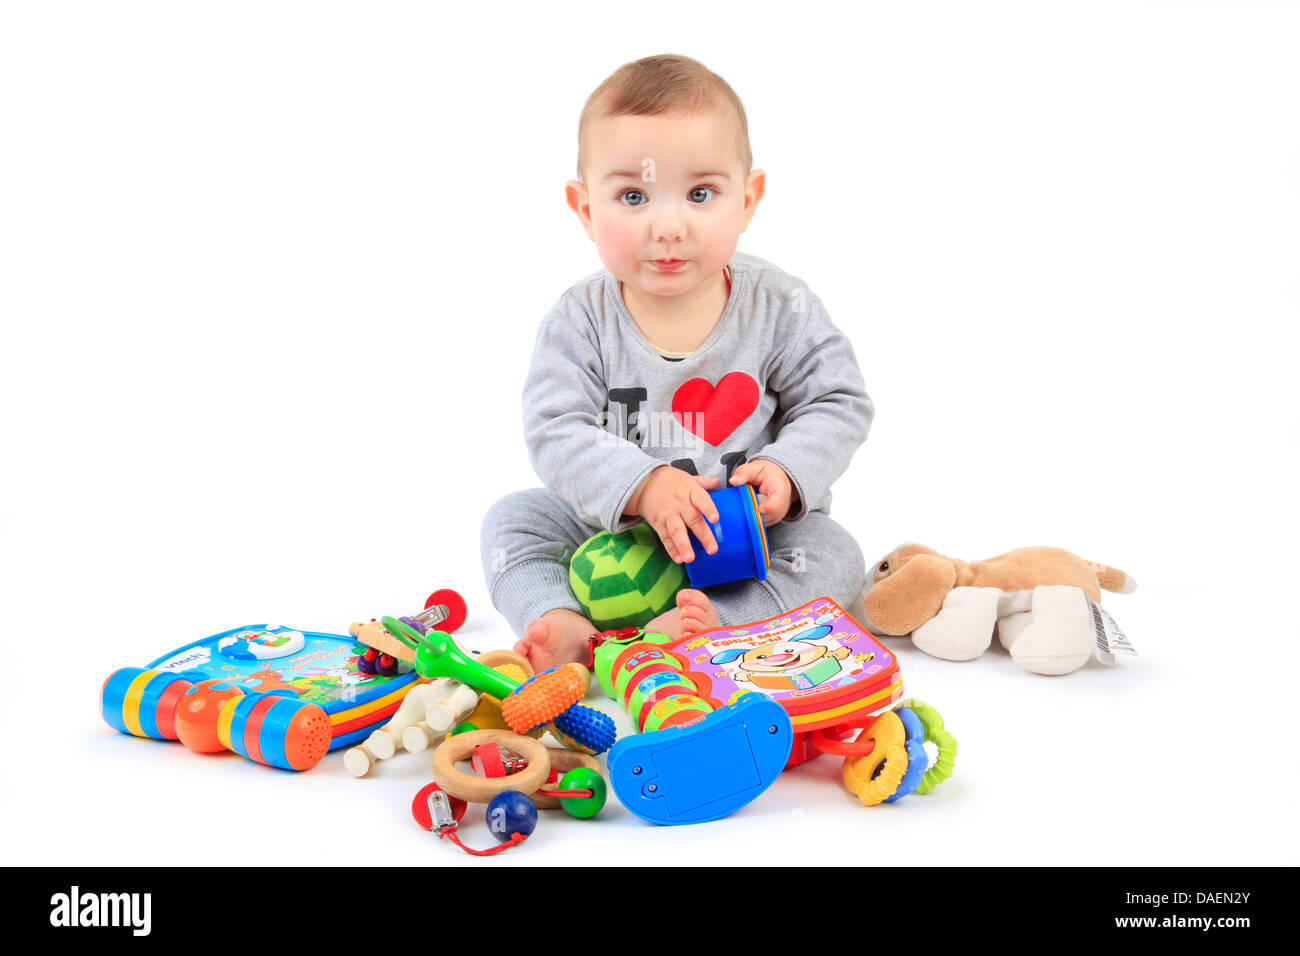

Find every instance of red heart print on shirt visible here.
[671,372,760,446]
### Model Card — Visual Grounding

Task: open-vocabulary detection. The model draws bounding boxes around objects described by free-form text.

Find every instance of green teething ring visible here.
[900,699,957,795]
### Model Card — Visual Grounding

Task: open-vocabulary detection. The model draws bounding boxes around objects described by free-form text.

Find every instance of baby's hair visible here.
[577,53,752,181]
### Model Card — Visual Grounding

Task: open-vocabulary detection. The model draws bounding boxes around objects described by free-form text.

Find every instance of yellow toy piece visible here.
[841,710,909,807]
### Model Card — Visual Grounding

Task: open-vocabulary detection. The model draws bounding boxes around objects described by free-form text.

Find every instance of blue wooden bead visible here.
[486,790,537,843]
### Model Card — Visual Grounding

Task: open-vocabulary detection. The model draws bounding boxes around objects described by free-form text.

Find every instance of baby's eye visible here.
[619,190,647,207]
[688,185,716,203]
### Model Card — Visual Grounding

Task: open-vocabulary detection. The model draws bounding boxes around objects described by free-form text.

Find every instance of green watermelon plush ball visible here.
[569,523,686,630]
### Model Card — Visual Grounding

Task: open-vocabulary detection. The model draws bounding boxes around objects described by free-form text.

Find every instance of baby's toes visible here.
[680,615,708,638]
[675,588,709,611]
[679,607,719,638]
[522,618,555,648]
[518,621,559,669]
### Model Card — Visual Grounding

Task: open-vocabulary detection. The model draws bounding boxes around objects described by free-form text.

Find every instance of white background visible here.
[3,1,1297,867]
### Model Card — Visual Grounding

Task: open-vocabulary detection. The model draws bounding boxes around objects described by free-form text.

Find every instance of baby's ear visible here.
[566,180,594,237]
[741,169,766,229]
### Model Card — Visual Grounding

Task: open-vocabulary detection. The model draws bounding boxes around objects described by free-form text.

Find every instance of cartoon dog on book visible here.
[712,637,853,691]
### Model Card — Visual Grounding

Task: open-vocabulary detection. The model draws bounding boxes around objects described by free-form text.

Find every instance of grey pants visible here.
[480,487,866,637]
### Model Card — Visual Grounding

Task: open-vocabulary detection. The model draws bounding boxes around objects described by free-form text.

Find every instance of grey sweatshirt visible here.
[523,251,874,533]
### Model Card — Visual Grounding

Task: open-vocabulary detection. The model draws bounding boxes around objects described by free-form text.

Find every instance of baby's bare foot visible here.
[676,588,720,638]
[514,608,596,672]
[645,589,721,640]
[644,606,683,640]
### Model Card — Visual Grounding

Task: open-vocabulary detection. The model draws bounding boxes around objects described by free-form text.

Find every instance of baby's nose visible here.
[652,215,684,243]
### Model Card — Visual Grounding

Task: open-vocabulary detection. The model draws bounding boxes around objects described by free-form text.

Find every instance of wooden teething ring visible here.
[431,729,549,803]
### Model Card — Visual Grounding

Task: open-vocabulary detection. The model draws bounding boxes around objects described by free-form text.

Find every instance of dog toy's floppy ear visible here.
[863,545,957,636]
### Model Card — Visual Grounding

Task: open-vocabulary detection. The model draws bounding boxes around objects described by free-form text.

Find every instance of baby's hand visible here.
[625,467,720,563]
[730,459,798,525]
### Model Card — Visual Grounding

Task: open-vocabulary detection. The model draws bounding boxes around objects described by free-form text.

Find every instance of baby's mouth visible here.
[649,258,688,270]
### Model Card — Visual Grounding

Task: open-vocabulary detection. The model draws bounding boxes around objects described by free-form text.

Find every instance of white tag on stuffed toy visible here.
[1087,596,1136,665]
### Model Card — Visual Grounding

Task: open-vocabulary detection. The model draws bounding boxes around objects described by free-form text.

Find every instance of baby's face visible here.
[568,106,764,298]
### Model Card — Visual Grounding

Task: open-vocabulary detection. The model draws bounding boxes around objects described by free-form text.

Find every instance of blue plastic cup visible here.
[684,484,771,589]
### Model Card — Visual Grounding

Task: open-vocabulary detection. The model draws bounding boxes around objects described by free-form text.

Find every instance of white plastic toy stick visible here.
[344,678,480,777]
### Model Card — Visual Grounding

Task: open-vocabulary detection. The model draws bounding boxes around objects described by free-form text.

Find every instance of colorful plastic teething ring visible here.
[844,742,908,807]
[841,710,908,807]
[884,706,929,803]
[900,698,956,794]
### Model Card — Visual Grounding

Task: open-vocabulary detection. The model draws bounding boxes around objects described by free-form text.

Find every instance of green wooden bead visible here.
[558,767,607,819]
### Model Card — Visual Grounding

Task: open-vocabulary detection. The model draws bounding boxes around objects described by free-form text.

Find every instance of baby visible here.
[480,54,873,672]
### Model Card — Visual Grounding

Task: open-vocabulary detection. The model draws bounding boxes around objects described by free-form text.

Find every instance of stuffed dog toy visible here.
[862,544,1136,675]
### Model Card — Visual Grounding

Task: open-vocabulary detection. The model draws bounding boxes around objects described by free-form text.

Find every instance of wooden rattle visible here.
[431,729,550,803]
[431,735,606,816]
[420,730,607,857]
